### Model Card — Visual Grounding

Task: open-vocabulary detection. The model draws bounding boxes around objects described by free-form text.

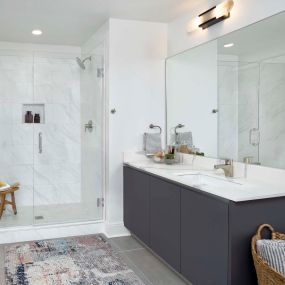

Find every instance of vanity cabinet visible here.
[181,187,229,285]
[150,176,181,272]
[123,166,150,246]
[123,165,285,285]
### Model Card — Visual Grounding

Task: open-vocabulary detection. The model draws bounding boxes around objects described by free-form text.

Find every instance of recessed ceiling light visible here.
[224,43,234,48]
[32,29,43,36]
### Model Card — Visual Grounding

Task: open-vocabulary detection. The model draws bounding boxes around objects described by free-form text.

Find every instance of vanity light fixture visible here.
[32,29,43,36]
[187,0,234,33]
[224,43,234,48]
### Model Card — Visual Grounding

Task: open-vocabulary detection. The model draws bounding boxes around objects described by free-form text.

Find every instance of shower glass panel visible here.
[0,52,35,227]
[218,60,259,163]
[0,48,104,227]
[33,51,104,225]
[237,62,260,163]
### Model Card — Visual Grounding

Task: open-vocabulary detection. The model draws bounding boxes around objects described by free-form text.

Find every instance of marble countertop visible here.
[124,160,285,202]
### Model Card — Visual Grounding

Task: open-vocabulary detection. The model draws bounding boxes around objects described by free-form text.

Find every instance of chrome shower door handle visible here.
[39,132,43,154]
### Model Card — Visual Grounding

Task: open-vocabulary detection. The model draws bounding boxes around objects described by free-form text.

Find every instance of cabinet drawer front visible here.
[150,176,181,272]
[124,167,150,245]
[181,188,229,285]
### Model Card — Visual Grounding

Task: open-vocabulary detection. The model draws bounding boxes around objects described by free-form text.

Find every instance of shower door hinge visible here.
[97,198,104,207]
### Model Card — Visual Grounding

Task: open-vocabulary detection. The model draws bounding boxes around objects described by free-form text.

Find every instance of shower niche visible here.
[22,104,45,124]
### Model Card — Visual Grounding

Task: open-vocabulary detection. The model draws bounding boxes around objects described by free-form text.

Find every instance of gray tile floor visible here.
[109,235,191,285]
[0,234,191,285]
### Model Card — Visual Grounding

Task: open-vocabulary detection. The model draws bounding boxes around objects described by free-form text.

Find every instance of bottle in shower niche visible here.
[25,111,33,123]
[34,114,41,123]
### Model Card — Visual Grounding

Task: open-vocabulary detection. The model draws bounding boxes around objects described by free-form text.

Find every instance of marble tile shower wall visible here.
[237,62,260,163]
[0,54,81,207]
[259,62,285,169]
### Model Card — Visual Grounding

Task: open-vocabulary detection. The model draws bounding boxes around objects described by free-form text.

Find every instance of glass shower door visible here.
[33,51,104,225]
[237,62,260,164]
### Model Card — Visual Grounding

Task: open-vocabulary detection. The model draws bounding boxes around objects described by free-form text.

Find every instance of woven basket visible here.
[252,224,285,285]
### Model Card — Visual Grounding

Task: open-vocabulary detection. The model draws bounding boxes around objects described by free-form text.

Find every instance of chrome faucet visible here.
[214,159,234,178]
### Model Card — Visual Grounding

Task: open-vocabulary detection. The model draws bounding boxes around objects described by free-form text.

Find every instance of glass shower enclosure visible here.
[0,47,105,228]
[218,54,285,169]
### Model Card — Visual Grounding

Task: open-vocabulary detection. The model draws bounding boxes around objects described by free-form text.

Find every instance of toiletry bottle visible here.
[25,111,33,123]
[34,114,40,123]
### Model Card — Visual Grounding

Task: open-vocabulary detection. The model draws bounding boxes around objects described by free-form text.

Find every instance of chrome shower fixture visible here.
[76,56,92,70]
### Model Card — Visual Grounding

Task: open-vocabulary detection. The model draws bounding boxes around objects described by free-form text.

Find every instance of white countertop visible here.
[125,160,285,202]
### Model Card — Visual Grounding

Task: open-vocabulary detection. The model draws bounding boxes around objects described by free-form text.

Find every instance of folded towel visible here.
[171,131,193,147]
[0,184,10,192]
[144,133,162,155]
[257,239,285,276]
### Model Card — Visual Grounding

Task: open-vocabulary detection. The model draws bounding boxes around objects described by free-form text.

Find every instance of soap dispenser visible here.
[34,114,41,123]
[25,111,33,123]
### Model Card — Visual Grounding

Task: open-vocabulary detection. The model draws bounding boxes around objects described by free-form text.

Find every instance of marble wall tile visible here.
[238,63,259,162]
[34,142,81,165]
[14,185,33,207]
[0,57,33,103]
[34,163,81,185]
[259,63,285,169]
[0,165,33,185]
[0,53,82,210]
[34,58,80,105]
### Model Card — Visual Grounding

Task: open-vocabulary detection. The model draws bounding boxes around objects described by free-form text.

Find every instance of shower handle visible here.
[85,120,94,132]
[39,132,43,154]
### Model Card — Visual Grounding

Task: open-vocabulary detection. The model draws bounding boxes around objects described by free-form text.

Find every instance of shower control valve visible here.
[85,120,94,132]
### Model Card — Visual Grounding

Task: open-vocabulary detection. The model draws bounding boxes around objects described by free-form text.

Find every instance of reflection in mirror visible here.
[166,40,218,157]
[218,11,285,169]
[166,11,285,170]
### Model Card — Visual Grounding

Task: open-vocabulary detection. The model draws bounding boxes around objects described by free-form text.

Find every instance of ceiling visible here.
[218,11,285,61]
[0,0,204,46]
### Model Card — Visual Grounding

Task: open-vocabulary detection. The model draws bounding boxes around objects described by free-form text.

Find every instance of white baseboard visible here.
[0,221,105,245]
[104,222,130,238]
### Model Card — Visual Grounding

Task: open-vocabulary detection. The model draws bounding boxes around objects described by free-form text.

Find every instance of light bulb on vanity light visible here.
[32,29,43,36]
[224,43,234,48]
[186,0,234,33]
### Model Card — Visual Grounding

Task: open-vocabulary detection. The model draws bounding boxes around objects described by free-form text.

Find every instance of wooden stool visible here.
[0,183,19,219]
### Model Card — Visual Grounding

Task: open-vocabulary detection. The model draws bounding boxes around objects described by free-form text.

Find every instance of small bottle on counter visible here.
[25,111,33,123]
[34,114,41,123]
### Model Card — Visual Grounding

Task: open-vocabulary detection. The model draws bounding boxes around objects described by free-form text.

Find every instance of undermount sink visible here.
[174,173,242,188]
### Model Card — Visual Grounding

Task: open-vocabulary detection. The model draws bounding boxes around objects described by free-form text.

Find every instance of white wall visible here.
[167,40,218,157]
[168,0,285,57]
[107,19,167,225]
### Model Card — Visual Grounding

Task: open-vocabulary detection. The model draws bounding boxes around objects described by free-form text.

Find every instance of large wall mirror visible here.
[166,11,285,170]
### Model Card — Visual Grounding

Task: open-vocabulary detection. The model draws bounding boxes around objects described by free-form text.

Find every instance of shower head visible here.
[76,56,92,70]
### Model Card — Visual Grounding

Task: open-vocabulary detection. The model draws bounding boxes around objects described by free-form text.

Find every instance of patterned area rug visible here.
[5,235,145,285]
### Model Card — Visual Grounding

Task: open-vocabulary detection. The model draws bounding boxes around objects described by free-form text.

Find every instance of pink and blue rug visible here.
[5,235,145,285]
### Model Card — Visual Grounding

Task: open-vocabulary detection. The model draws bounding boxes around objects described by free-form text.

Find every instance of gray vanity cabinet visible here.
[181,187,229,285]
[150,176,181,272]
[123,165,285,285]
[123,166,150,246]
